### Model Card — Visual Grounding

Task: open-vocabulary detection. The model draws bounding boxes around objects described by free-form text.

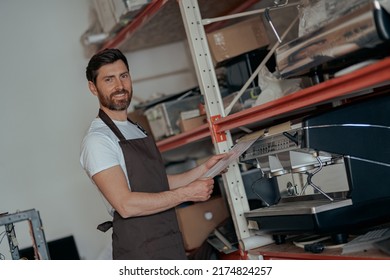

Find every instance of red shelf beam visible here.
[214,57,390,133]
[157,123,210,152]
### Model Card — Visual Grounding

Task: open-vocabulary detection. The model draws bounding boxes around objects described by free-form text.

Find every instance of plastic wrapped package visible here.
[254,67,302,106]
[299,0,374,37]
[276,0,390,77]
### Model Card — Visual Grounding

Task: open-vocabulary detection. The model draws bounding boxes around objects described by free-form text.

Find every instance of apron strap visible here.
[97,221,113,232]
[98,109,148,140]
[98,109,126,141]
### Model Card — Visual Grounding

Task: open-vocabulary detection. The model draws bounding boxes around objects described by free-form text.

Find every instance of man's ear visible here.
[88,81,98,96]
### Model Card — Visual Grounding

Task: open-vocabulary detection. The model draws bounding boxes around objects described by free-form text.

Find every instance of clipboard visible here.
[202,122,291,178]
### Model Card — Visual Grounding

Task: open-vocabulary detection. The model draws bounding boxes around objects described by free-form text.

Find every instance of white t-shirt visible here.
[80,117,147,216]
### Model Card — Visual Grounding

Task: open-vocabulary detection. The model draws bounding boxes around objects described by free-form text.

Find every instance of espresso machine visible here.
[240,94,390,239]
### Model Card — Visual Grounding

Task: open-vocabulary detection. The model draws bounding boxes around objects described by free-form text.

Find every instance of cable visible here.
[0,230,7,245]
[293,235,330,248]
[250,176,271,207]
[0,231,7,260]
[293,235,346,253]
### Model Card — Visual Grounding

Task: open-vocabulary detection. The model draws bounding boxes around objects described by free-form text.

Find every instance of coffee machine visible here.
[240,94,390,239]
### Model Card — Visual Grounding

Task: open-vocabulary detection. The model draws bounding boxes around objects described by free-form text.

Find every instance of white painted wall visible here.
[128,41,198,110]
[0,0,197,259]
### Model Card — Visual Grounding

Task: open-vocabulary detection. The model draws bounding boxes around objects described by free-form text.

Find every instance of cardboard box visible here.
[176,196,230,251]
[178,115,207,133]
[207,16,269,63]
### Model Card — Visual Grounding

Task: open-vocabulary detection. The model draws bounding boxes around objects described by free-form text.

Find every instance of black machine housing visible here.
[244,94,390,237]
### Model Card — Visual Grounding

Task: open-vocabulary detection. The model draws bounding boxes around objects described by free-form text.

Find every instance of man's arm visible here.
[92,165,214,218]
[168,153,227,189]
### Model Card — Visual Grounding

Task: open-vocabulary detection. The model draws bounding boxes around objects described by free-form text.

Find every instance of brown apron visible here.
[98,109,187,260]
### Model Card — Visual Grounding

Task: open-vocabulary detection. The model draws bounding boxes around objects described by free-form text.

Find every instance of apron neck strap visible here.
[98,109,126,141]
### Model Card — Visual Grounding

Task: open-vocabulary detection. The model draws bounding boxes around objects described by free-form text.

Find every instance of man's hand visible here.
[167,153,228,190]
[202,153,228,176]
[178,177,214,202]
[204,153,226,170]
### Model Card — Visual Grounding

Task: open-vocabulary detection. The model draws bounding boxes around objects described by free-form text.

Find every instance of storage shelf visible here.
[99,1,390,154]
[250,241,390,260]
[215,57,390,132]
[101,0,260,53]
[101,0,169,51]
[157,123,210,152]
[157,57,390,152]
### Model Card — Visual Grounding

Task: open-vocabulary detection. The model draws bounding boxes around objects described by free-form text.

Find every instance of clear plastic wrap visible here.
[298,0,379,37]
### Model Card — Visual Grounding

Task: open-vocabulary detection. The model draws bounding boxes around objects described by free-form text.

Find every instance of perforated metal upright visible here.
[178,0,252,250]
[0,209,50,260]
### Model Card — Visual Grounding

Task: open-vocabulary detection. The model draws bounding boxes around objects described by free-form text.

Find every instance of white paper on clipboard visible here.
[201,122,292,178]
[202,130,264,179]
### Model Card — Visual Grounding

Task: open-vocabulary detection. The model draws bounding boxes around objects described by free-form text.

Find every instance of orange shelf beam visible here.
[157,123,210,152]
[214,57,390,133]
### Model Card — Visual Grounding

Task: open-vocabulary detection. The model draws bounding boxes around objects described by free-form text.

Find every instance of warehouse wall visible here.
[128,41,198,110]
[0,0,197,260]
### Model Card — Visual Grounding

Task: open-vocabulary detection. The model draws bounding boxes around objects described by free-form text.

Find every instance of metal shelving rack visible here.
[178,0,254,248]
[100,0,390,255]
[169,0,390,253]
[0,209,50,260]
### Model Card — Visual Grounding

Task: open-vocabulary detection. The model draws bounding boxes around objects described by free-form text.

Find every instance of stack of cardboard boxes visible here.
[206,16,269,64]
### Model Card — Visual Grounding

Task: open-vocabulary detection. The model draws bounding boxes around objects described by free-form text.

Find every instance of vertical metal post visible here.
[178,0,252,245]
[29,210,50,260]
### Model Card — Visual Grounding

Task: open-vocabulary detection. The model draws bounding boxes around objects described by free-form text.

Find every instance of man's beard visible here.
[98,88,132,111]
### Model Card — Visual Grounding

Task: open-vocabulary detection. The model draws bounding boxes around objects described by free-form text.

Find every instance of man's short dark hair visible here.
[86,48,129,84]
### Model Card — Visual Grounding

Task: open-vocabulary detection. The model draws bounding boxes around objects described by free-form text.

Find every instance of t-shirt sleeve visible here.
[80,132,121,178]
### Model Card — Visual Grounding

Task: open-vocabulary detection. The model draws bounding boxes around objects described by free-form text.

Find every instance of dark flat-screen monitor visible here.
[19,235,80,260]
